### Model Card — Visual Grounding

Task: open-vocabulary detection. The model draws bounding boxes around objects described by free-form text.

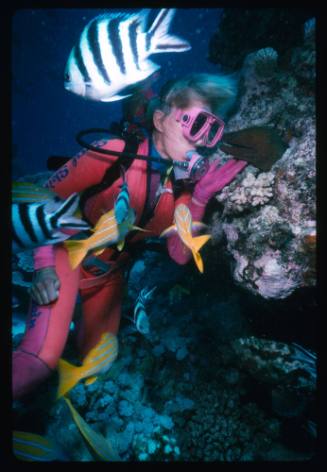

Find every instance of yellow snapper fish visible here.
[63,397,120,461]
[64,206,144,270]
[160,203,211,273]
[57,332,118,399]
[12,181,57,203]
[13,430,66,461]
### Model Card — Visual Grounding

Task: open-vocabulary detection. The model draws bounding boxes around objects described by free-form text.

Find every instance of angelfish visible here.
[57,332,118,399]
[160,203,211,273]
[114,171,130,224]
[64,8,191,102]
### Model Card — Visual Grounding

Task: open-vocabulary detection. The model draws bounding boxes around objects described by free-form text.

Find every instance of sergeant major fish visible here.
[64,8,191,102]
[12,190,90,253]
[160,203,211,273]
[57,332,118,399]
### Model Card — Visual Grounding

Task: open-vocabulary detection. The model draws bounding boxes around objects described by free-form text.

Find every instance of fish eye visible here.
[64,72,70,82]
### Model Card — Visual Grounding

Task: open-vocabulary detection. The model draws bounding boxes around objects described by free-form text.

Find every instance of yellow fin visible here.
[193,234,211,252]
[93,248,105,256]
[84,375,97,386]
[117,240,125,251]
[56,358,81,399]
[64,239,88,270]
[191,234,211,273]
[160,224,176,238]
[63,397,121,461]
[131,225,149,232]
[13,431,59,461]
[192,250,204,273]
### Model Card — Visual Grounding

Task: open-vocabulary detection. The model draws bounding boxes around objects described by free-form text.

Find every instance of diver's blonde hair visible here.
[159,72,238,117]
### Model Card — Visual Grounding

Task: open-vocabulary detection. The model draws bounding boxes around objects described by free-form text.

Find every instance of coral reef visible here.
[250,47,279,78]
[209,16,316,299]
[181,384,280,461]
[13,268,316,461]
[231,337,316,391]
[220,170,275,212]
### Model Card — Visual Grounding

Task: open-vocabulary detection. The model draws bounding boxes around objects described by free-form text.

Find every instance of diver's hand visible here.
[30,267,60,305]
[192,158,247,206]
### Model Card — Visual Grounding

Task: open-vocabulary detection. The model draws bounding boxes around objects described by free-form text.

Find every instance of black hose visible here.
[76,128,171,166]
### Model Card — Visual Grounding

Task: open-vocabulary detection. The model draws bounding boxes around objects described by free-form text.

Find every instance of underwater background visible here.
[12,8,318,462]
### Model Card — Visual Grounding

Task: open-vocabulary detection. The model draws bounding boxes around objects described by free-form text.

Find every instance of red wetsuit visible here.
[12,137,245,399]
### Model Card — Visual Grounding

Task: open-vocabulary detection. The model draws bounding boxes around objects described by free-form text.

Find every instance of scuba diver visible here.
[12,73,257,399]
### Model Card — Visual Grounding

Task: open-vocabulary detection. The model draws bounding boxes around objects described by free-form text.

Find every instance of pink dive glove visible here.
[192,158,248,207]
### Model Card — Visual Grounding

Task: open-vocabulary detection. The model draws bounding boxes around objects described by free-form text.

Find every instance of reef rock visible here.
[211,17,316,299]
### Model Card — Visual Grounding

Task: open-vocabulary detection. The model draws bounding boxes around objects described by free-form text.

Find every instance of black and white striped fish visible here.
[12,193,90,253]
[133,286,157,334]
[64,8,191,102]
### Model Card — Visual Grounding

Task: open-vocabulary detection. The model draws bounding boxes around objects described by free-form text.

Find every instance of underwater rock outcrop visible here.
[209,17,316,299]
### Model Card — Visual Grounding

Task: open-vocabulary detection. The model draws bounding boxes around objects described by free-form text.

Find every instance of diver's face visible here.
[153,98,212,162]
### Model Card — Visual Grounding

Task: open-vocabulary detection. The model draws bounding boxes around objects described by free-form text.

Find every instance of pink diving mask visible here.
[175,106,225,148]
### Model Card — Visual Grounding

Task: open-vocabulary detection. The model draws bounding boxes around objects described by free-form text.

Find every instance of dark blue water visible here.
[11,8,223,178]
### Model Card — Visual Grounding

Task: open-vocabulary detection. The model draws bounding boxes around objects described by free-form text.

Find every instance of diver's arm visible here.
[31,246,59,305]
[44,139,126,198]
[34,245,55,270]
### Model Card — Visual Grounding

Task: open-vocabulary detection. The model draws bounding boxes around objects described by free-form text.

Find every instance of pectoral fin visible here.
[131,225,149,232]
[160,224,177,238]
[191,221,207,234]
[84,375,97,386]
[117,240,125,251]
[93,248,105,256]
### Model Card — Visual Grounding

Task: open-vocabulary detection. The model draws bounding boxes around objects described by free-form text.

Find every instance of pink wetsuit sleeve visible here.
[34,245,56,270]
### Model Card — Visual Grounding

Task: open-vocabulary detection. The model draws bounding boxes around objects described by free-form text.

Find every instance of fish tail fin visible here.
[193,234,211,252]
[192,250,204,274]
[57,358,81,399]
[192,234,211,273]
[64,239,88,269]
[147,8,191,54]
[51,193,90,230]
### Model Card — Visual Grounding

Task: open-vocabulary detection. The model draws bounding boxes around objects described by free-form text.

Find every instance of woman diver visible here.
[13,73,248,399]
